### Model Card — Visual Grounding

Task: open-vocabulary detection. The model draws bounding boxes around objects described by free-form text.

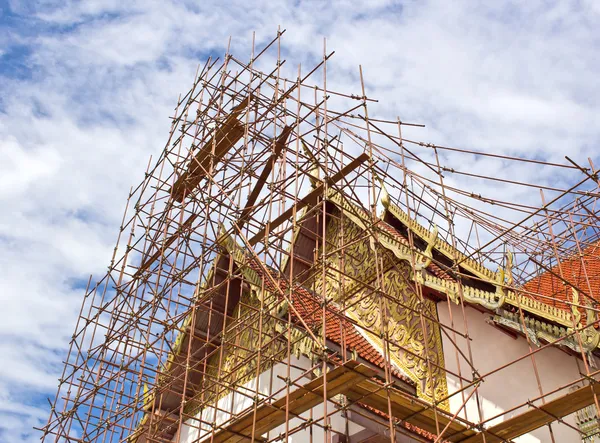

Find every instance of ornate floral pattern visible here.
[315,212,449,407]
[185,289,289,415]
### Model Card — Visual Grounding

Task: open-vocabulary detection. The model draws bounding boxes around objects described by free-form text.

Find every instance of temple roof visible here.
[323,187,600,352]
[522,239,600,314]
[223,233,417,386]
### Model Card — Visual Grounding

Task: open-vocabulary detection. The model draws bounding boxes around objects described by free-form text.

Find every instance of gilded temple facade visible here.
[133,186,599,443]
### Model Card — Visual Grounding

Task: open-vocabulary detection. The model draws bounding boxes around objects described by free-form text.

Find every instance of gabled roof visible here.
[130,231,418,443]
[132,180,598,442]
[323,187,600,353]
[220,231,416,387]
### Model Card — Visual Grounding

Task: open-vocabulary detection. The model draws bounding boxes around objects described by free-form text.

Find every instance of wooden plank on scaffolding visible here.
[132,408,179,443]
[248,152,370,246]
[200,360,377,443]
[457,382,600,443]
[236,125,294,227]
[133,213,199,279]
[344,377,476,442]
[171,95,252,202]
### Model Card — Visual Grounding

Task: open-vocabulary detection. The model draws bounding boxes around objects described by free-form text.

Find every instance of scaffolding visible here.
[40,31,600,443]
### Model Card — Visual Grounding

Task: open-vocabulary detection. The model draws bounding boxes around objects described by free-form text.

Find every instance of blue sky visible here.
[1,0,600,441]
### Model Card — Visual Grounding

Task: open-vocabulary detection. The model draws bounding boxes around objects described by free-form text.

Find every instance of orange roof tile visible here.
[359,402,451,443]
[521,240,600,314]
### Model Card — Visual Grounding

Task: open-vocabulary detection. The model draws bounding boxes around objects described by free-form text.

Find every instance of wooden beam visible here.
[345,409,400,442]
[134,408,179,443]
[237,125,294,227]
[171,96,252,202]
[248,152,369,246]
[457,382,600,443]
[344,378,475,442]
[133,213,198,279]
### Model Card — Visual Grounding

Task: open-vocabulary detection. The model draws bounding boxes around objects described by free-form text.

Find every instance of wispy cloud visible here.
[1,0,599,441]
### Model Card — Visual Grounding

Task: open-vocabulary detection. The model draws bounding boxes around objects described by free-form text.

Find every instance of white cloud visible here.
[1,0,599,441]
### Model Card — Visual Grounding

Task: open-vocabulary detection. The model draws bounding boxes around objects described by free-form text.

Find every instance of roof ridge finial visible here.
[373,172,390,209]
[505,248,514,287]
[570,287,582,327]
[216,221,232,248]
[301,140,320,188]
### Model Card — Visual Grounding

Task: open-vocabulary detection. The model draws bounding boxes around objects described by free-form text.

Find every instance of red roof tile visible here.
[381,213,600,324]
[521,240,600,315]
[359,402,451,443]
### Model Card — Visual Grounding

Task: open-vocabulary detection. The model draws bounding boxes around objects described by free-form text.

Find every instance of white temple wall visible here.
[177,355,367,443]
[438,301,582,442]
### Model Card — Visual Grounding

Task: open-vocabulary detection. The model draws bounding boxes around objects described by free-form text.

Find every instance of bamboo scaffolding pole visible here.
[40,32,600,443]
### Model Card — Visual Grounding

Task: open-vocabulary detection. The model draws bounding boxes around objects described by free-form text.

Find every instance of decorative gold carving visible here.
[314,212,449,408]
[416,224,438,271]
[380,180,390,209]
[170,187,599,426]
[326,188,578,329]
[572,388,600,442]
[506,290,572,326]
[567,289,600,352]
[571,288,582,327]
[301,140,320,188]
[489,249,513,310]
[505,250,514,286]
[384,197,497,283]
[493,303,600,353]
[185,287,300,416]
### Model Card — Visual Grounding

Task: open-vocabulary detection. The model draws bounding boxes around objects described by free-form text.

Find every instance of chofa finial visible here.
[373,173,390,209]
[301,140,320,188]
